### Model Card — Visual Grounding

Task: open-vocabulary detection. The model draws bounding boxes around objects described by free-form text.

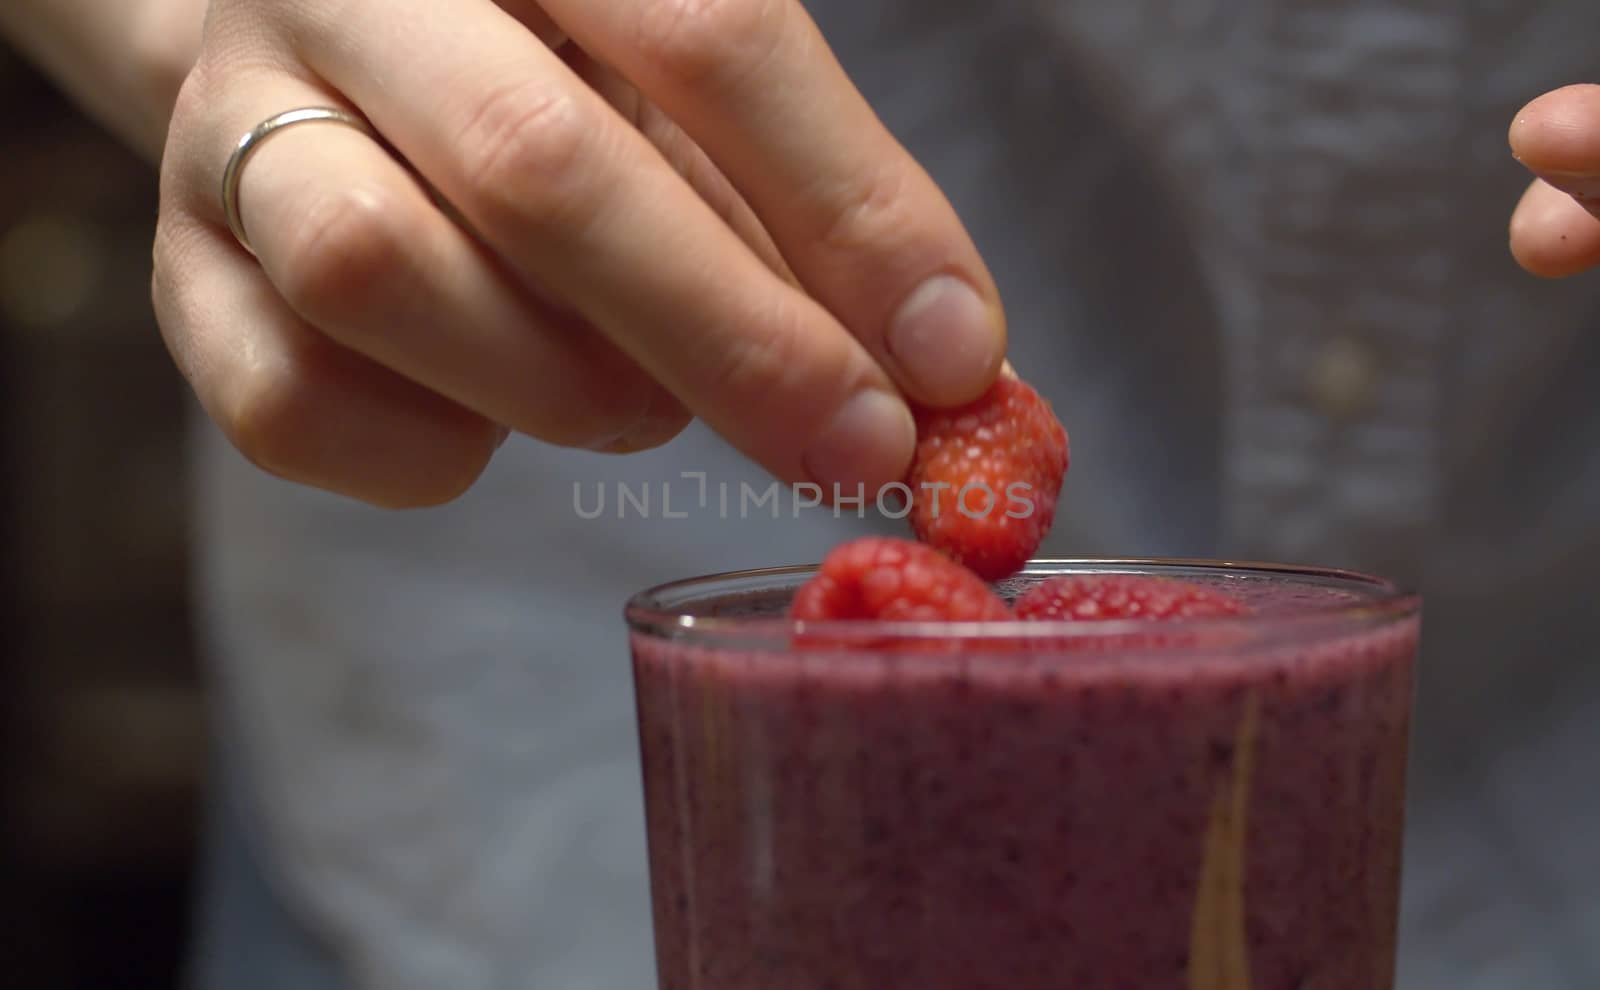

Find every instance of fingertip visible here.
[1508,178,1600,279]
[800,387,916,496]
[885,274,1006,405]
[1508,84,1600,173]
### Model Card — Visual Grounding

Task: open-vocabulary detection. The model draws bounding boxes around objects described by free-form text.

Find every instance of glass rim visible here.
[624,556,1421,644]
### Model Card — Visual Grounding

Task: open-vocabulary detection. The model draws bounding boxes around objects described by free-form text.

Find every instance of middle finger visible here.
[289,0,915,491]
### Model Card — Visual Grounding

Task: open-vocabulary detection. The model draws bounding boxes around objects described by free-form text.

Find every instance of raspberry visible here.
[791,537,1011,623]
[1012,575,1246,622]
[907,375,1069,581]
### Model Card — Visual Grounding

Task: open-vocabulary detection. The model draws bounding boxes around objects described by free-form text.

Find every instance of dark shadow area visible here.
[0,42,203,990]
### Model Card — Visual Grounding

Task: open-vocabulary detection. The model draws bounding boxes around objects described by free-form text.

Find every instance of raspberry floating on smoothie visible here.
[908,374,1068,581]
[790,536,1011,623]
[1012,574,1247,622]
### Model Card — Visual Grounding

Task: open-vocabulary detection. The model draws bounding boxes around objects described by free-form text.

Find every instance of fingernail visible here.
[802,389,915,492]
[887,275,1002,402]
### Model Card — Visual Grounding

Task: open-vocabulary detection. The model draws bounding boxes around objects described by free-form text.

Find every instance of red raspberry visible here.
[1012,574,1246,622]
[791,537,1011,623]
[908,375,1069,581]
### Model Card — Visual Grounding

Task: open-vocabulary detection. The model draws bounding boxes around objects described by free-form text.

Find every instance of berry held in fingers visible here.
[907,375,1069,581]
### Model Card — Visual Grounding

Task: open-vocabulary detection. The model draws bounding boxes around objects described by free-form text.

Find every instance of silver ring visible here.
[221,107,379,255]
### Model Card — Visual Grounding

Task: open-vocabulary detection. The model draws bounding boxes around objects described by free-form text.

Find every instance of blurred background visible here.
[1,40,204,989]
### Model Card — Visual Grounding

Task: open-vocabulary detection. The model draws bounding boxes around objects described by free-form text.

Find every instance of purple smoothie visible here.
[628,562,1420,990]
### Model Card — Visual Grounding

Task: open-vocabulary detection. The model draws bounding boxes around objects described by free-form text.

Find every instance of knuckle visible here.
[224,358,313,481]
[637,0,784,89]
[614,395,693,452]
[277,185,411,327]
[455,80,599,230]
[558,399,651,452]
[811,161,912,255]
[697,303,807,404]
[386,428,497,508]
[226,348,496,508]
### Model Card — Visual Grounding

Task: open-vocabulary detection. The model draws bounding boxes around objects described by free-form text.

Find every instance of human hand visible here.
[1509,84,1600,278]
[154,0,1007,507]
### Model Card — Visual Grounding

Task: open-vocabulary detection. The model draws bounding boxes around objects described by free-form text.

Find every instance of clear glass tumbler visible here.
[626,559,1421,990]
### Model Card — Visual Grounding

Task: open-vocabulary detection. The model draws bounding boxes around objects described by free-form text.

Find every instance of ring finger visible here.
[174,68,687,455]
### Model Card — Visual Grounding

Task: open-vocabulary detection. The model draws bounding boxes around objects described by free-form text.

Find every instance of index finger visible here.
[541,0,1007,406]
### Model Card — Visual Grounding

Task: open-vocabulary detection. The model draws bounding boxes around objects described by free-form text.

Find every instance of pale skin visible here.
[1509,84,1600,278]
[0,1,1594,508]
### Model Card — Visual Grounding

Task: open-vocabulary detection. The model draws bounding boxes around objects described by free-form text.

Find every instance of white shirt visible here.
[190,1,1600,986]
